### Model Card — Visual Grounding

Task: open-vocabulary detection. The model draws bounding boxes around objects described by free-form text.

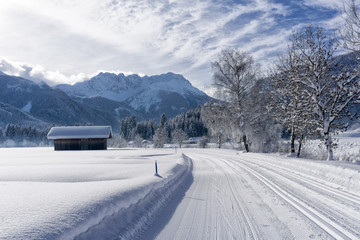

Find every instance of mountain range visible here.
[0,72,210,131]
[2,52,358,133]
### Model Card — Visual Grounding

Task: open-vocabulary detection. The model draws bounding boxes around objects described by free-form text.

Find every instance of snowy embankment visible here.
[0,148,192,240]
[300,128,360,162]
[251,151,360,194]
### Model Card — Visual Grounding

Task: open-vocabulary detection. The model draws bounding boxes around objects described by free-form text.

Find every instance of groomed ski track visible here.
[141,149,360,240]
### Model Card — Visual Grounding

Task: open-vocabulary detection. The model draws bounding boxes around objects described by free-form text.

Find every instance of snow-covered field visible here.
[1,147,360,239]
[300,128,360,162]
[0,148,192,240]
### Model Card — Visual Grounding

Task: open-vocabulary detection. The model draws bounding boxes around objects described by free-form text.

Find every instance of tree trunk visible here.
[325,132,334,161]
[243,135,249,152]
[290,127,296,153]
[297,135,303,157]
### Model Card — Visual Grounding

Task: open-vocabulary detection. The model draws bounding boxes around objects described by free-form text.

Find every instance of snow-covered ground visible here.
[0,148,192,240]
[1,147,360,239]
[301,128,360,162]
[149,149,360,240]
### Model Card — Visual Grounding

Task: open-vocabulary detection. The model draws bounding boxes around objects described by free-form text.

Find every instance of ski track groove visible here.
[150,150,359,240]
[252,162,360,231]
[246,155,360,205]
[236,155,360,235]
[188,153,262,240]
[224,168,258,240]
[224,156,360,240]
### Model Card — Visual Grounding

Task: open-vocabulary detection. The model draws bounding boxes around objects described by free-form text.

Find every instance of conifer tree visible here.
[160,113,167,128]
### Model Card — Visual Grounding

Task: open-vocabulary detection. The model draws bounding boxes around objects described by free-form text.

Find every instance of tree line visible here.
[205,17,360,160]
[119,107,208,148]
[0,124,50,146]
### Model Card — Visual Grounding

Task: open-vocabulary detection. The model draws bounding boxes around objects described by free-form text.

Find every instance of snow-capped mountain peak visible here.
[56,72,210,117]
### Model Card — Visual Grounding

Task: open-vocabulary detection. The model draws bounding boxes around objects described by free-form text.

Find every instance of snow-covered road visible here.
[144,149,360,240]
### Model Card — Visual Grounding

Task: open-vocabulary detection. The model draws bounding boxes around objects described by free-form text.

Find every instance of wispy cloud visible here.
[303,0,344,10]
[0,0,345,88]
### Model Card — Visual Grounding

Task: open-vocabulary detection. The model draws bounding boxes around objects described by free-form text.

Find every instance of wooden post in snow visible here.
[155,160,158,175]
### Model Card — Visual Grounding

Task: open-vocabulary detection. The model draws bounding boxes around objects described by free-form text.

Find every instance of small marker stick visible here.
[155,160,158,175]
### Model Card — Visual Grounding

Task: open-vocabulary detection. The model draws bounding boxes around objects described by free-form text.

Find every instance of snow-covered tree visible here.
[290,26,360,160]
[171,129,188,148]
[199,137,209,148]
[4,124,16,140]
[120,115,137,141]
[211,49,259,151]
[160,113,167,128]
[153,127,168,148]
[1,124,50,146]
[136,120,156,140]
[341,0,360,52]
[201,101,233,149]
[246,78,282,153]
[108,136,127,148]
[134,134,143,148]
[168,107,208,138]
[268,50,317,156]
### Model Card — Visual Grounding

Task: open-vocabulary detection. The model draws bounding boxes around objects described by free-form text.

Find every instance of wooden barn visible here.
[47,126,113,151]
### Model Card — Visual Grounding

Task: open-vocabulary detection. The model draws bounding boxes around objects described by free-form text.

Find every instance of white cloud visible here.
[0,57,88,85]
[0,57,148,86]
[0,0,345,89]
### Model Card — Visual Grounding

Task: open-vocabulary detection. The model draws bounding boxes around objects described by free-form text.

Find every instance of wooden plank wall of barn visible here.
[54,139,107,150]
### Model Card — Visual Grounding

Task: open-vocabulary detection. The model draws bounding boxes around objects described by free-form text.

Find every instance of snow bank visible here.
[301,138,360,163]
[289,128,360,163]
[70,154,192,240]
[0,148,192,240]
[263,153,360,193]
[290,159,360,192]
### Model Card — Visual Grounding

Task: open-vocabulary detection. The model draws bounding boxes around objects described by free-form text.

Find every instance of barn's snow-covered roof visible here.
[47,126,112,140]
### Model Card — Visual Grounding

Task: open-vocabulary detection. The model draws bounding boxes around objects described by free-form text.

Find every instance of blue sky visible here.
[0,0,352,92]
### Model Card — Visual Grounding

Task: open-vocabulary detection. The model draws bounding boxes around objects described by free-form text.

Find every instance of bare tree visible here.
[134,134,143,148]
[290,26,360,160]
[201,101,233,149]
[341,0,360,52]
[247,78,282,153]
[211,49,259,152]
[268,49,317,157]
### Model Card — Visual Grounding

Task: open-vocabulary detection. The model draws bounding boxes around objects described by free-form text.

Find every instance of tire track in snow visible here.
[186,153,264,240]
[227,157,360,240]
[152,153,218,240]
[221,163,259,240]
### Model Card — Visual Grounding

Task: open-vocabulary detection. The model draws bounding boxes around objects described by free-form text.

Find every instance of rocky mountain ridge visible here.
[0,71,210,131]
